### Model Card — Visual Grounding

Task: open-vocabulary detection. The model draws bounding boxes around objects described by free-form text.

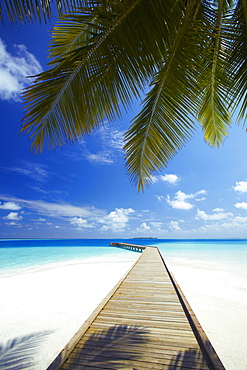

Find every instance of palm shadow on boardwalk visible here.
[60,324,212,370]
[168,348,213,370]
[60,324,147,369]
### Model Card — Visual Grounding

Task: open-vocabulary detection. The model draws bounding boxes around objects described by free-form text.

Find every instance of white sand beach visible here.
[0,254,139,370]
[0,251,247,370]
[166,259,247,370]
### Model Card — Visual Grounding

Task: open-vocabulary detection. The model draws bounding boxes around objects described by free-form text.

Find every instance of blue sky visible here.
[1,17,247,239]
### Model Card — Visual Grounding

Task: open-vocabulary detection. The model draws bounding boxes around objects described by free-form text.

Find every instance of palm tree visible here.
[4,1,246,191]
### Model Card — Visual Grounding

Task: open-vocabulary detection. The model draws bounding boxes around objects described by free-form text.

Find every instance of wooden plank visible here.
[92,317,193,331]
[46,250,144,370]
[74,341,208,359]
[63,355,210,370]
[66,352,210,369]
[68,350,209,367]
[80,332,200,351]
[47,244,225,370]
[98,313,190,324]
[75,340,202,355]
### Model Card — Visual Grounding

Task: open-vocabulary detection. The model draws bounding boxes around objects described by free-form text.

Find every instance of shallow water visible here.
[1,238,247,278]
[149,239,247,279]
[0,238,138,273]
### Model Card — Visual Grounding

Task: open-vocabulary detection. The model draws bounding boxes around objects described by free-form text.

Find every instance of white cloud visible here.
[0,196,137,233]
[99,208,134,231]
[155,195,164,201]
[0,195,104,220]
[151,174,180,185]
[0,201,21,210]
[190,215,247,236]
[70,217,93,229]
[196,209,233,221]
[3,212,23,221]
[195,197,206,202]
[168,221,181,231]
[166,190,206,210]
[32,201,94,218]
[235,202,247,210]
[234,216,247,223]
[93,126,124,152]
[233,181,247,193]
[106,129,124,150]
[136,222,151,233]
[30,218,46,222]
[167,192,193,210]
[195,190,207,196]
[0,38,42,101]
[151,176,159,183]
[213,208,225,212]
[160,174,179,185]
[150,222,163,230]
[70,126,124,166]
[5,161,49,182]
[86,152,115,164]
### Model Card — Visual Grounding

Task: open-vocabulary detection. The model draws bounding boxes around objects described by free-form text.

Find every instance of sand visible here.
[0,254,139,369]
[166,260,247,370]
[0,252,246,370]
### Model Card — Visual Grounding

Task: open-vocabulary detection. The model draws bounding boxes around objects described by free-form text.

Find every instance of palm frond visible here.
[21,0,175,153]
[0,0,86,23]
[198,0,233,147]
[18,0,247,190]
[227,0,247,122]
[124,0,206,191]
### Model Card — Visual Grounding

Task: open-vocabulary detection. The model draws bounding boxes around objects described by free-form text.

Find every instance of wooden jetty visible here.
[48,243,225,370]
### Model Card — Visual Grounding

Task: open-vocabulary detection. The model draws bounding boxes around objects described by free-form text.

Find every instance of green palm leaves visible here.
[0,0,84,23]
[198,0,233,147]
[19,0,247,190]
[22,0,168,152]
[125,0,205,190]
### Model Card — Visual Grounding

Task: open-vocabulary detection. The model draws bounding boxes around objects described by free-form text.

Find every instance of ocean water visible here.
[0,239,139,274]
[150,239,247,279]
[1,238,247,278]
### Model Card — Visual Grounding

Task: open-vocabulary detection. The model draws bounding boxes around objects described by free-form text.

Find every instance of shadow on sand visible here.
[0,331,52,370]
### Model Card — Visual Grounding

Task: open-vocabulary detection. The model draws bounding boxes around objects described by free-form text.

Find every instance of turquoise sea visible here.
[1,238,247,279]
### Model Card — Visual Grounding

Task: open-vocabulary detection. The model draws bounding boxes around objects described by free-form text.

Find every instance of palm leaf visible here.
[0,0,85,23]
[21,0,175,153]
[227,0,247,122]
[197,0,233,147]
[19,0,247,190]
[124,0,207,191]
